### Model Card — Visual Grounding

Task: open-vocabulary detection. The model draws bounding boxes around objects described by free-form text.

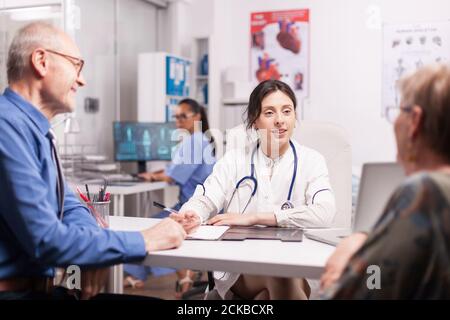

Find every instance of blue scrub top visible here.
[166,131,216,204]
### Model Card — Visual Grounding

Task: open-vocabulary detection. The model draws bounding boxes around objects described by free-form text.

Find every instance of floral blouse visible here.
[325,171,450,299]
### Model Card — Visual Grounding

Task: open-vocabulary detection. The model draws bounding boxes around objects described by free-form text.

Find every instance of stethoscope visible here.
[224,140,298,213]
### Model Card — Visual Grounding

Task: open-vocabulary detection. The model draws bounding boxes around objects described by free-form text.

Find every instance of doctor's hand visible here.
[320,232,368,291]
[78,268,109,300]
[207,213,257,226]
[169,211,201,234]
[140,218,186,253]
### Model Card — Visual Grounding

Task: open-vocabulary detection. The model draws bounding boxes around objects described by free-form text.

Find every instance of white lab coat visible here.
[180,138,336,299]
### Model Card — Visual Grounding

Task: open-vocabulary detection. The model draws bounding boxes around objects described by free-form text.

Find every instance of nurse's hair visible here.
[244,80,297,130]
[178,98,215,152]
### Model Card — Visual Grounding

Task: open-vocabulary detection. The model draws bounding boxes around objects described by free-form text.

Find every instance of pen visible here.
[153,201,178,214]
[102,179,108,201]
[85,184,91,201]
[76,186,89,203]
[76,186,109,228]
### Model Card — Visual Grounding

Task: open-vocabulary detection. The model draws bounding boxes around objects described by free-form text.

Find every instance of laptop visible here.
[305,162,405,246]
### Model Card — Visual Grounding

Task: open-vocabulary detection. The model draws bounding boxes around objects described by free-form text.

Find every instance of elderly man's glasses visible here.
[385,105,413,123]
[46,49,84,77]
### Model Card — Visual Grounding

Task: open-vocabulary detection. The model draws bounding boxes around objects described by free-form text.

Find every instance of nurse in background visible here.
[124,98,216,297]
[172,80,336,300]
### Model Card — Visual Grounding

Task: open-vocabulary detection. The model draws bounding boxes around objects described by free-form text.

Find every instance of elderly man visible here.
[0,22,186,300]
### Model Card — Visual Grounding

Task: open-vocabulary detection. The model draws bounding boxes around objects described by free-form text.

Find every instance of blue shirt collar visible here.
[3,87,51,136]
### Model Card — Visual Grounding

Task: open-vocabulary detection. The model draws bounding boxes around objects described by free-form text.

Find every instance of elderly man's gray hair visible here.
[7,21,63,83]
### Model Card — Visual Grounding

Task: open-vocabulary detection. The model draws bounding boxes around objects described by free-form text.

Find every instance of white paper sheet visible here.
[187,225,230,240]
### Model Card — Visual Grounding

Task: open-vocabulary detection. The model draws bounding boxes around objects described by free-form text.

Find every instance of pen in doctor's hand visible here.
[153,201,178,214]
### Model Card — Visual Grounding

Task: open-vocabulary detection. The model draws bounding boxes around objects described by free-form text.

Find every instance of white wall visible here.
[1,0,60,6]
[117,0,158,122]
[187,0,450,168]
[71,0,116,157]
[68,0,159,161]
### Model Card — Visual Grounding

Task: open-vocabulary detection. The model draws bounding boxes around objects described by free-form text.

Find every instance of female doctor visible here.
[171,80,336,300]
[124,98,216,297]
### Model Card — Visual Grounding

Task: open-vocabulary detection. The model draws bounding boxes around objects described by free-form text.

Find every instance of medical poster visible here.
[250,9,310,99]
[382,20,450,115]
[166,55,190,97]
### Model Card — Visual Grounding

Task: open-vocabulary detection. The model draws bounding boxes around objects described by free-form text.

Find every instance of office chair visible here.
[226,121,353,228]
[294,121,352,228]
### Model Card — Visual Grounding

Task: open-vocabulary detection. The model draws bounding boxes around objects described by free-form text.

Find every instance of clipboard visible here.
[219,226,303,242]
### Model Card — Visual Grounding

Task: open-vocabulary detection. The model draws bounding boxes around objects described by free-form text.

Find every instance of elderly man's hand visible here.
[320,232,368,291]
[141,218,186,253]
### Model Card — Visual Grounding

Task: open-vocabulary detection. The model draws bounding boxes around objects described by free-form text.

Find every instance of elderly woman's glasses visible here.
[45,49,85,77]
[385,105,413,123]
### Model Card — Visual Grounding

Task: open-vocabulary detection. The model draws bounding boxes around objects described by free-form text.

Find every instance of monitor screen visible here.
[113,122,178,161]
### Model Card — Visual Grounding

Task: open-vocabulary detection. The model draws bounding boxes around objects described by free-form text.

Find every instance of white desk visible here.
[102,182,168,217]
[68,181,173,293]
[109,216,336,294]
[69,181,169,216]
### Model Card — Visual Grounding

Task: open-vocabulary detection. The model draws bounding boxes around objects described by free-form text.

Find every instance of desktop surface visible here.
[110,216,335,279]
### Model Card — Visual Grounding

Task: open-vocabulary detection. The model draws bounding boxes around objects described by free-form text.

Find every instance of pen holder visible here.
[88,201,110,228]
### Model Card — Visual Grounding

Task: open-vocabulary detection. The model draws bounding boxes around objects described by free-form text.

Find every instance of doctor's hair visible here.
[244,80,297,130]
[178,98,216,153]
[398,63,450,162]
[7,21,63,83]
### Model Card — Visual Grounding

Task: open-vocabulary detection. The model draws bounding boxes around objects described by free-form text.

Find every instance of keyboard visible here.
[104,174,144,183]
[81,174,145,185]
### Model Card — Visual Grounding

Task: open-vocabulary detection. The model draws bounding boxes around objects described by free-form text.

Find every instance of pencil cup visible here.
[88,201,110,228]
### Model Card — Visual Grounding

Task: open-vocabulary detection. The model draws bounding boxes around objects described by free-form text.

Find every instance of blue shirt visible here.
[0,88,146,279]
[166,131,216,204]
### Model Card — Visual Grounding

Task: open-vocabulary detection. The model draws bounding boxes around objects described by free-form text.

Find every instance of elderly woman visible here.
[321,63,450,299]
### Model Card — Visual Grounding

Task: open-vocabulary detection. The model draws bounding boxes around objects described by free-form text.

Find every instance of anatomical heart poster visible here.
[250,9,310,98]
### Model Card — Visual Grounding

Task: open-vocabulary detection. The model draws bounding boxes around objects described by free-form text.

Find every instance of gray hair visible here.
[399,63,450,162]
[7,21,63,83]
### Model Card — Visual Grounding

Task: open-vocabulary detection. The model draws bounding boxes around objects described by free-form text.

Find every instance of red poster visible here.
[250,9,309,98]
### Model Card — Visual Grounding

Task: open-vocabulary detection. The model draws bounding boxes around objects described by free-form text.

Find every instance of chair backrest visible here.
[224,122,352,228]
[294,121,352,228]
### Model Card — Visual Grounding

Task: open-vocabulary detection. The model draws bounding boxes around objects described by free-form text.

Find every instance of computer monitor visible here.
[113,121,178,173]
